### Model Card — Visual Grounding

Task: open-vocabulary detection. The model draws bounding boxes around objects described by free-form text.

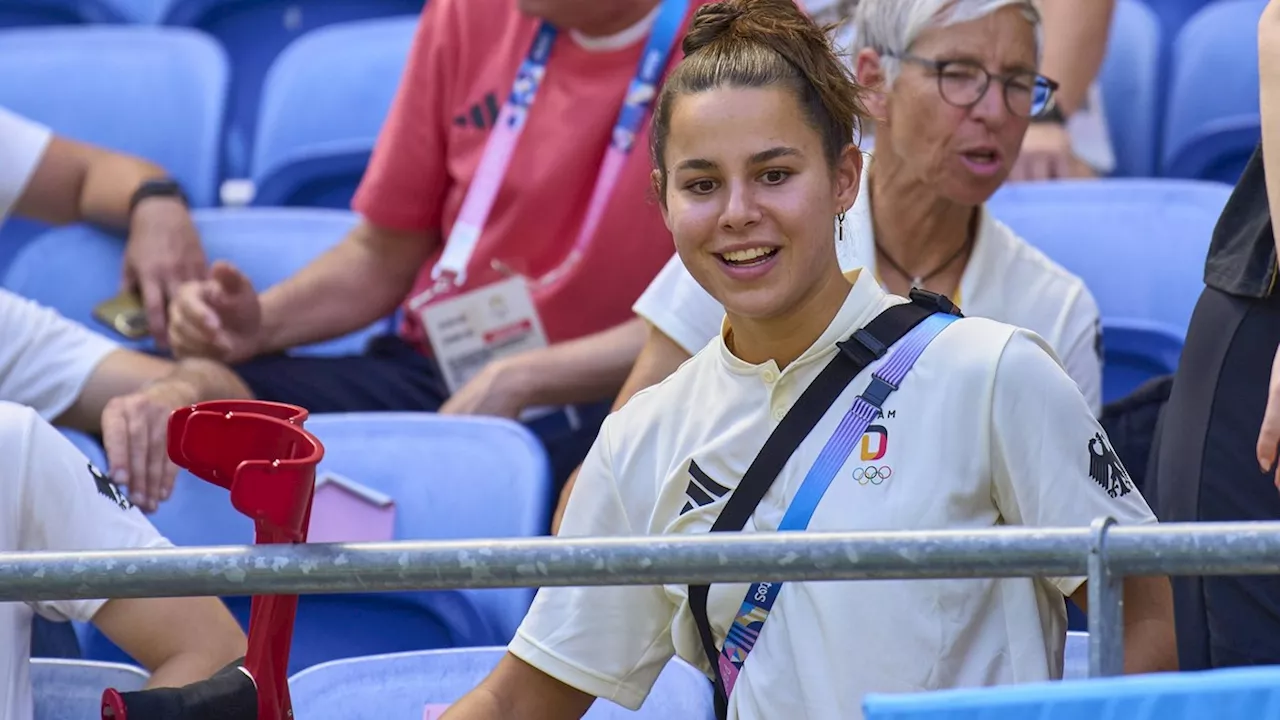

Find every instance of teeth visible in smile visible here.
[721,247,776,263]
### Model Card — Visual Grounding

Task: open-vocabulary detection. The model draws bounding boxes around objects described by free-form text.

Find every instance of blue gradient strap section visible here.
[717,311,957,695]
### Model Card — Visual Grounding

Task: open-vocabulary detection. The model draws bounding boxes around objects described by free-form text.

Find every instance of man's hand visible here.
[101,379,198,512]
[438,357,531,419]
[1257,342,1280,489]
[1009,123,1090,182]
[168,260,264,364]
[123,197,208,347]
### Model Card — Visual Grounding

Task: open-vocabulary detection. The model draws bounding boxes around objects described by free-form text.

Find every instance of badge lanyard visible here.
[426,0,690,297]
[716,312,958,697]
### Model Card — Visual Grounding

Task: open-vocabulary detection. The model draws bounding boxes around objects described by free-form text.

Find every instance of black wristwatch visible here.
[129,177,189,214]
[1032,103,1067,126]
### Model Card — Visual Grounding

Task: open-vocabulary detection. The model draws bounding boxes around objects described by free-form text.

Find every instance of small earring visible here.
[837,210,847,244]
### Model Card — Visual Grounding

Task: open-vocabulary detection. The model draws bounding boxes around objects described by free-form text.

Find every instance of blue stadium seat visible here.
[986,179,1230,402]
[251,16,416,208]
[157,0,425,179]
[863,665,1280,719]
[1162,0,1265,183]
[0,0,129,27]
[1098,0,1161,177]
[1139,0,1220,40]
[288,647,716,719]
[986,179,1229,335]
[31,658,148,720]
[0,25,228,273]
[1,208,391,357]
[82,412,552,674]
[1100,319,1185,401]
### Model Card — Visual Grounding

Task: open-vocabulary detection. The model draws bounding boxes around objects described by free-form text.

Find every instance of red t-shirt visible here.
[352,0,710,350]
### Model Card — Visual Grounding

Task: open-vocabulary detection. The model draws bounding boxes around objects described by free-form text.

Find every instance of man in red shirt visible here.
[156,0,705,495]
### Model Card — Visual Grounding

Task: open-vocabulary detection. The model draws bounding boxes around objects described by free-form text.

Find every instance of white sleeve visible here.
[632,253,726,356]
[0,106,53,223]
[508,417,676,711]
[988,331,1156,597]
[1057,286,1103,417]
[4,401,170,623]
[0,288,120,421]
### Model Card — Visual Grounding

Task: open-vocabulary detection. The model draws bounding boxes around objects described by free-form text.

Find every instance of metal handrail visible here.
[6,519,1280,679]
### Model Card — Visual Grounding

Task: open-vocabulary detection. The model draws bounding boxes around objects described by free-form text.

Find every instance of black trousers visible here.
[1155,285,1280,669]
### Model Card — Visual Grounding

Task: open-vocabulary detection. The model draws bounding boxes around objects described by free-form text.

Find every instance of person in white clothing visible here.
[551,0,1104,532]
[0,401,246,720]
[440,2,1175,718]
[0,106,251,511]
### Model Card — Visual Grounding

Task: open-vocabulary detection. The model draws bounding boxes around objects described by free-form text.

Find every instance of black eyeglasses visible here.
[886,52,1060,119]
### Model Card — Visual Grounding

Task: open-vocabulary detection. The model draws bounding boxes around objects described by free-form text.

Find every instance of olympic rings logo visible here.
[853,466,893,485]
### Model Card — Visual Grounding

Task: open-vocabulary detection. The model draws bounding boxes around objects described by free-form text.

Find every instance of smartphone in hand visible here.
[92,290,149,340]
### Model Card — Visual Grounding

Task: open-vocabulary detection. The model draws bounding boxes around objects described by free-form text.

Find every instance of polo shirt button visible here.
[762,369,778,384]
[772,407,786,421]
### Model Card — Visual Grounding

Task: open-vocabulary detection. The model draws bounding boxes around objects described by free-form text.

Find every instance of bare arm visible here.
[254,221,435,354]
[92,596,248,689]
[1038,0,1116,115]
[12,136,168,229]
[1070,575,1178,674]
[504,317,649,409]
[550,323,692,533]
[1261,2,1280,262]
[441,653,594,720]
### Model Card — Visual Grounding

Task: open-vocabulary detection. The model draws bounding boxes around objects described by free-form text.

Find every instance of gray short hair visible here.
[852,0,1042,84]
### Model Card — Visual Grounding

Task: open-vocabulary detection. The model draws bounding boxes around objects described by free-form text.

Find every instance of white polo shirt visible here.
[0,105,52,222]
[0,402,171,720]
[0,105,119,422]
[633,160,1104,414]
[511,270,1155,719]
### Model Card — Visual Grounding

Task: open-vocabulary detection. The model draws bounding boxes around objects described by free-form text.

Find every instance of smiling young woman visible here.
[439,2,1173,719]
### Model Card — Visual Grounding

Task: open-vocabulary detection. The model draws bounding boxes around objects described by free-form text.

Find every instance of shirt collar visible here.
[838,154,995,308]
[716,268,889,375]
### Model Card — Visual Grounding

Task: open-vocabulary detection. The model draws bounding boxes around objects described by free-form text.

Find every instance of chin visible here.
[945,176,1003,207]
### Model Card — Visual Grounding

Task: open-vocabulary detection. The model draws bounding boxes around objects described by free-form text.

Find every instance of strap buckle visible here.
[909,288,963,317]
[862,375,897,410]
[837,328,887,367]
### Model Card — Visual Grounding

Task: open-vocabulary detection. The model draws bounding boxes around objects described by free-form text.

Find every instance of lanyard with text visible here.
[416,0,688,397]
[430,0,689,292]
[716,312,958,697]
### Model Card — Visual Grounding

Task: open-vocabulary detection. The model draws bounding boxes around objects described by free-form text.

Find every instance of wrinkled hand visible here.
[1009,123,1088,182]
[101,380,198,513]
[438,359,530,419]
[123,197,208,347]
[168,260,263,364]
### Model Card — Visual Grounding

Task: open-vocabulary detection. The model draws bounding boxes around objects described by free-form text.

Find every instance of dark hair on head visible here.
[650,0,869,199]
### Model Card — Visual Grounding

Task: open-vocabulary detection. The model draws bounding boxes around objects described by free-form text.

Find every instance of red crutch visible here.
[101,400,324,720]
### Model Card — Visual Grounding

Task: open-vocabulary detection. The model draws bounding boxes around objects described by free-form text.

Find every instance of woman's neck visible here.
[726,264,853,370]
[867,155,976,295]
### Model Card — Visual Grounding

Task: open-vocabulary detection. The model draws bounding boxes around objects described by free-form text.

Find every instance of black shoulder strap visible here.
[689,289,960,719]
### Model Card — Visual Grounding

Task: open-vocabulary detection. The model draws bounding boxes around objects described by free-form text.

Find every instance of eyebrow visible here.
[673,146,802,172]
[932,52,1038,75]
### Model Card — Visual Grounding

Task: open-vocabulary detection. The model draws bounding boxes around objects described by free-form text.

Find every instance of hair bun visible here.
[682,3,746,57]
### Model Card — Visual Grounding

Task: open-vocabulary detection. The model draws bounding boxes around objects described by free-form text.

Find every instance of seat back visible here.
[0,25,228,274]
[159,0,425,178]
[31,658,148,720]
[1162,0,1265,183]
[0,0,127,27]
[863,665,1280,719]
[288,647,716,719]
[1098,0,1162,177]
[1,208,391,356]
[986,179,1232,336]
[251,16,417,208]
[1099,319,1185,402]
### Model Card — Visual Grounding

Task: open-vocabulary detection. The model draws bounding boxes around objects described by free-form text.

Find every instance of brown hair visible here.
[650,0,869,199]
